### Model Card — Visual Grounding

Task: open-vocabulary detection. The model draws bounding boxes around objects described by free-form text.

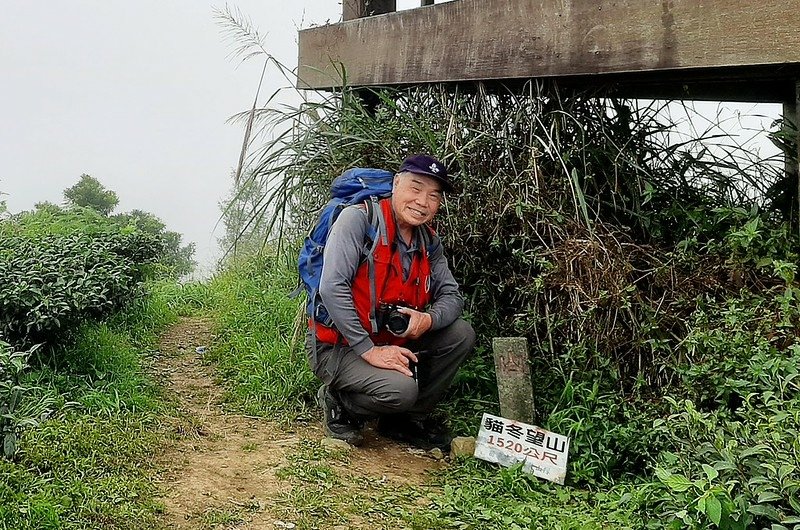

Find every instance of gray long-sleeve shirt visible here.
[318,203,464,356]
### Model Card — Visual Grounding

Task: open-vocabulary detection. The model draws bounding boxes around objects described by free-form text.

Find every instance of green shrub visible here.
[0,205,170,467]
[651,391,800,529]
[0,212,162,347]
[647,303,800,528]
[0,278,178,527]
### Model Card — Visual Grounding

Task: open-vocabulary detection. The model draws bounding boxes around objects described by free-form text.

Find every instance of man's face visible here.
[391,172,443,229]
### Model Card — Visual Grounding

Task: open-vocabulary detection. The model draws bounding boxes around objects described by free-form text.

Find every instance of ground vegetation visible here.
[227,69,799,528]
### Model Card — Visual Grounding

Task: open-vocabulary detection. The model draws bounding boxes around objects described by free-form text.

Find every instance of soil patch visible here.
[153,316,442,529]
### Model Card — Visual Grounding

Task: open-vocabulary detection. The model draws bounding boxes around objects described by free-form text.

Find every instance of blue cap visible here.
[398,154,454,193]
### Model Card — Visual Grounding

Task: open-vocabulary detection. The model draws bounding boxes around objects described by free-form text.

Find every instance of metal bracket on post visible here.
[492,337,535,423]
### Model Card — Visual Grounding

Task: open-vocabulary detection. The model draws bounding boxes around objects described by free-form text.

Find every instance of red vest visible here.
[315,198,432,346]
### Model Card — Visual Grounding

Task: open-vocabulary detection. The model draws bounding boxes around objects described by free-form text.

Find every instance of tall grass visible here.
[206,254,316,420]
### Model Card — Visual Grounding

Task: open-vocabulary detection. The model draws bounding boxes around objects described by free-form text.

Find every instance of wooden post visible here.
[343,0,396,21]
[795,80,800,237]
[340,0,395,116]
[492,337,535,423]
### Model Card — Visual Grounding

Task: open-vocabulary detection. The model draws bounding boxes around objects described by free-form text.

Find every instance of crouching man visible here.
[306,154,475,448]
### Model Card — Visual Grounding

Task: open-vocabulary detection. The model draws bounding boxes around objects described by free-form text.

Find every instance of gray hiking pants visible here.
[306,318,475,419]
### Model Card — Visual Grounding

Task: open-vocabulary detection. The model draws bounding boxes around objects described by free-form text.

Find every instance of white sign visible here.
[474,413,570,485]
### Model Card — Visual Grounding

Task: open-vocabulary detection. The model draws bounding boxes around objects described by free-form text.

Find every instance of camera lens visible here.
[386,310,410,334]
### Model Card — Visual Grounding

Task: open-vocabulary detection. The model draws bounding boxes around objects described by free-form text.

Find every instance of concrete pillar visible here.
[492,337,535,423]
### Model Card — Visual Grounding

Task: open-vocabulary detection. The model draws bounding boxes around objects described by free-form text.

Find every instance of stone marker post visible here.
[492,337,535,422]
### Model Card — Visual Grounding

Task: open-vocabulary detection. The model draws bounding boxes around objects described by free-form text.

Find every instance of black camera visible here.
[377,303,410,335]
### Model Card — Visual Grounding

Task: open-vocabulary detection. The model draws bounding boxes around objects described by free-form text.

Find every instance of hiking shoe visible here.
[316,385,364,447]
[377,414,453,451]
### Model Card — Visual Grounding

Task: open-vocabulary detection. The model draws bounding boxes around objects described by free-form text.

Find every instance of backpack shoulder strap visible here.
[365,197,388,245]
[419,224,440,257]
[362,196,388,334]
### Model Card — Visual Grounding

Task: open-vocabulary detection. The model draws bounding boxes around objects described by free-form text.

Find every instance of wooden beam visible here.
[526,67,798,103]
[299,0,800,100]
[343,0,396,21]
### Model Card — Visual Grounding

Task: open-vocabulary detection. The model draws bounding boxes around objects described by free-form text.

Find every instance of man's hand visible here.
[395,307,432,340]
[362,345,418,377]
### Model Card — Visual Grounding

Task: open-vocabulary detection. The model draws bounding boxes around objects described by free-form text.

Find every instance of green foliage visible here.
[543,376,660,486]
[113,209,196,279]
[63,174,119,216]
[0,211,162,347]
[33,177,196,280]
[10,203,115,236]
[206,253,316,420]
[645,295,800,529]
[0,342,47,459]
[653,463,746,530]
[0,281,179,528]
[651,393,800,529]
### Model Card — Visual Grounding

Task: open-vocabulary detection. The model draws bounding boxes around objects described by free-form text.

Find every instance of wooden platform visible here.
[297,0,800,102]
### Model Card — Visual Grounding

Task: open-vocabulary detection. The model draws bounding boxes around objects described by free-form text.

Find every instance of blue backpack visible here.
[297,168,395,328]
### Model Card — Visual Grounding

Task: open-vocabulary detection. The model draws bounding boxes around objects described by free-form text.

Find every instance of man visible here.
[307,154,475,448]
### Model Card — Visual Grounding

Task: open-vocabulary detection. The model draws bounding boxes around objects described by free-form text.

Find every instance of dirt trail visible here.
[154,316,440,529]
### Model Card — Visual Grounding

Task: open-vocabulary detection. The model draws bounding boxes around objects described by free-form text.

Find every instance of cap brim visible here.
[405,169,456,193]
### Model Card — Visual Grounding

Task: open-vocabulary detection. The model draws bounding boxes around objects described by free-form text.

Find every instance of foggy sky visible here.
[0,0,341,276]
